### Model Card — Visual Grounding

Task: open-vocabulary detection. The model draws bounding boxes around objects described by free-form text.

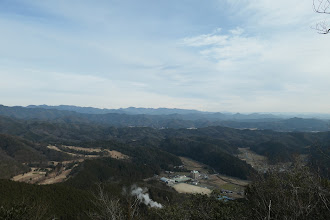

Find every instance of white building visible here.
[191,170,199,179]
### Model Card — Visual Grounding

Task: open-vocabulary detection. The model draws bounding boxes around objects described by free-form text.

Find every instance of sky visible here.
[0,0,330,113]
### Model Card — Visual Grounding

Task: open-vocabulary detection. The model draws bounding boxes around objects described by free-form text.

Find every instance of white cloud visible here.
[181,34,228,47]
[229,27,244,35]
[181,27,268,63]
[201,35,267,61]
[224,0,318,27]
[180,4,330,112]
[1,0,330,113]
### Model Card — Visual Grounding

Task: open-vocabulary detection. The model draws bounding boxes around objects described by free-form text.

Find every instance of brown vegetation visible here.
[173,183,211,195]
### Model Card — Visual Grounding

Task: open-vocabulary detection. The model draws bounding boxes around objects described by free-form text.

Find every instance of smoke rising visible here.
[130,185,163,208]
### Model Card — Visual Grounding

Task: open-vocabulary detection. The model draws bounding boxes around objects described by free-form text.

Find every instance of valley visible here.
[1,0,330,218]
[0,105,329,219]
[157,156,248,199]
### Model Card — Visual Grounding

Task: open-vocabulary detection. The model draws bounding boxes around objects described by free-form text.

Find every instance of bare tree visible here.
[89,184,142,220]
[313,0,330,34]
[245,165,330,220]
[89,184,125,220]
[122,186,141,220]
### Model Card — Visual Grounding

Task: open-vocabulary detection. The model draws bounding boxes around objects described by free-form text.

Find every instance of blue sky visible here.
[1,0,330,112]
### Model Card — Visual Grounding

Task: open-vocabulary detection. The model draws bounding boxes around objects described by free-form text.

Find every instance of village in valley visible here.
[154,157,249,201]
[11,143,249,201]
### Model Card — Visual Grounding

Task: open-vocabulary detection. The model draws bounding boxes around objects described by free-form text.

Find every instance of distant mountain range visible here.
[27,105,206,115]
[27,104,284,120]
[0,104,329,132]
[27,105,330,119]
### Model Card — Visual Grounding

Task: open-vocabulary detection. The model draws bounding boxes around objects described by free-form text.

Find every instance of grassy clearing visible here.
[173,183,212,195]
[220,183,243,191]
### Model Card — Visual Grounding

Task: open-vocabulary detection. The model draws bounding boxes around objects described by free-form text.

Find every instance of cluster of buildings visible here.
[159,170,242,201]
[160,176,190,185]
[160,170,207,186]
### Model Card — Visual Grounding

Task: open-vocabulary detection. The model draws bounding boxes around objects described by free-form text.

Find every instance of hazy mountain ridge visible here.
[27,104,330,119]
[27,105,207,116]
[0,105,329,132]
[27,104,283,120]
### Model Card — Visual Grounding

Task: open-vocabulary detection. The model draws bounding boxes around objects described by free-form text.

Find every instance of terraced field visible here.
[11,145,128,185]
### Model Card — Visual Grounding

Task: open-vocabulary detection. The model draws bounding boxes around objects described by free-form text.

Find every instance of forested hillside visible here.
[1,110,330,180]
[0,105,330,219]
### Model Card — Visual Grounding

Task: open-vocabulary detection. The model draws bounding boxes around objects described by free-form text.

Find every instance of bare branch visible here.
[246,166,330,219]
[312,20,330,34]
[313,0,330,14]
[89,183,125,220]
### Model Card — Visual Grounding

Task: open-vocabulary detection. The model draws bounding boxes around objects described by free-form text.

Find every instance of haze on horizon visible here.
[1,0,329,113]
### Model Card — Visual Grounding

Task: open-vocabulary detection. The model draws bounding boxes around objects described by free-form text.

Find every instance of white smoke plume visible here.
[130,185,163,208]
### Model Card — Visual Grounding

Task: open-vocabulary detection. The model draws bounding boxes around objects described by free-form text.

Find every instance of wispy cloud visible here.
[0,0,330,112]
[181,31,229,47]
[181,26,267,63]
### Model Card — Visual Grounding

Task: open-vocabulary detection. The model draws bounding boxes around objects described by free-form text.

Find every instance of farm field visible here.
[12,168,47,184]
[47,145,129,159]
[173,183,211,195]
[11,165,76,185]
[38,168,73,185]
